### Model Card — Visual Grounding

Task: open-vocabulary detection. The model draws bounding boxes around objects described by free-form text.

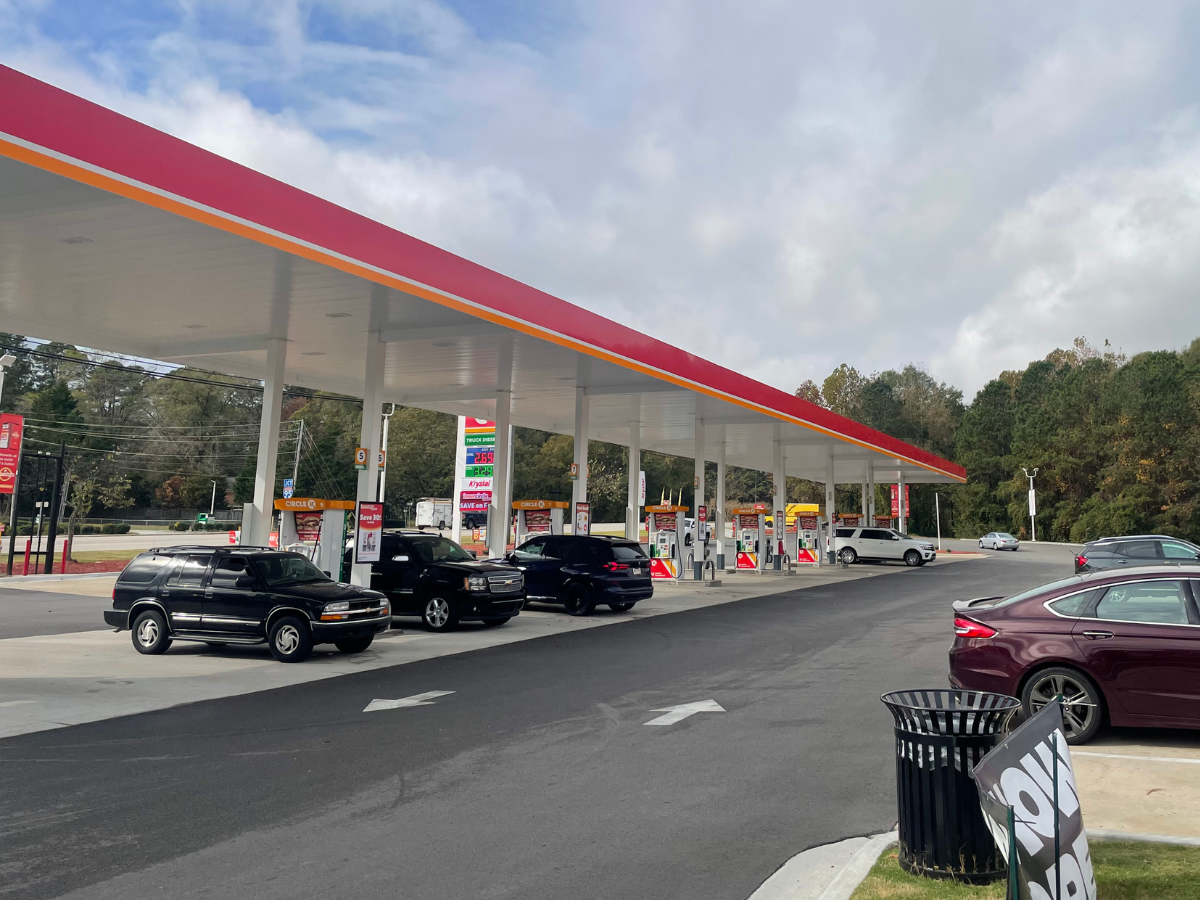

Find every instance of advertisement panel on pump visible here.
[355,502,384,563]
[0,414,23,495]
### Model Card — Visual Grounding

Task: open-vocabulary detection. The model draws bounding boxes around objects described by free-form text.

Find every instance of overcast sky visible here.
[4,1,1200,399]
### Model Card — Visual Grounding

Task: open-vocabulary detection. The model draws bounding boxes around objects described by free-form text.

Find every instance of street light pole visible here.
[1021,467,1039,542]
[210,480,218,517]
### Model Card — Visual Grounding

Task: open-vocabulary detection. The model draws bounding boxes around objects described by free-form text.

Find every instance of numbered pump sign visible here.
[355,502,384,563]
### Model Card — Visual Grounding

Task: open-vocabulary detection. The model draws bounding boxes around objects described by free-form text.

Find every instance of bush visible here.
[115,523,130,534]
[101,523,116,534]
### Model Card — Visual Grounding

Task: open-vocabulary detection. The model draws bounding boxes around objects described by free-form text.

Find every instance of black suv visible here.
[350,530,525,632]
[508,535,652,616]
[103,546,390,663]
[1075,535,1200,573]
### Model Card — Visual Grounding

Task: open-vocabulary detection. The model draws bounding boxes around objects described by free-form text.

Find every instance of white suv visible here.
[833,527,935,567]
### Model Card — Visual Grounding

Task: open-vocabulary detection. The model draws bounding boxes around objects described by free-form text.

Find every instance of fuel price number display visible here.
[465,446,494,479]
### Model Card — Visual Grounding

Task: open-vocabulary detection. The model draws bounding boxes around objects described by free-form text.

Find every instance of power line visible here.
[1,343,362,404]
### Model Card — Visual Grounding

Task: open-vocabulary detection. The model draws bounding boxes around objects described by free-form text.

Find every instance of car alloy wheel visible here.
[131,609,171,655]
[564,584,594,616]
[138,616,160,648]
[268,615,313,663]
[422,595,458,631]
[904,550,921,567]
[839,547,857,564]
[1023,668,1102,744]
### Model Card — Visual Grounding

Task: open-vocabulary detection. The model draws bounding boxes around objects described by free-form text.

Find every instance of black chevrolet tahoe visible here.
[347,530,524,632]
[104,545,390,662]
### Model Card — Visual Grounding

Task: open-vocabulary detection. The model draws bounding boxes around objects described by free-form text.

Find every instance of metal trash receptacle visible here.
[881,689,1019,882]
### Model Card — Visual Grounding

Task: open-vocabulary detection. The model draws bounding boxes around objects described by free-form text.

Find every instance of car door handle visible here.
[1081,630,1115,640]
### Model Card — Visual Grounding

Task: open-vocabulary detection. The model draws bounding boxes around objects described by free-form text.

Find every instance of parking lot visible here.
[6,541,1195,900]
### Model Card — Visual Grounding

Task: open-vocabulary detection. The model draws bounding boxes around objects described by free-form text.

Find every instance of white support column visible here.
[715,428,727,570]
[488,341,514,559]
[825,451,836,564]
[571,386,589,530]
[773,431,785,571]
[693,417,705,580]
[248,336,287,546]
[861,476,869,520]
[625,395,641,541]
[868,468,876,523]
[351,332,386,587]
[898,470,907,535]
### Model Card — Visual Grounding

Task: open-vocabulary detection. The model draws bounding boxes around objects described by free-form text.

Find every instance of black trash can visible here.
[880,689,1019,882]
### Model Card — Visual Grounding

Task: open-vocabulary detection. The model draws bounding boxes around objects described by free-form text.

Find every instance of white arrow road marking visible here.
[644,699,725,726]
[364,691,454,713]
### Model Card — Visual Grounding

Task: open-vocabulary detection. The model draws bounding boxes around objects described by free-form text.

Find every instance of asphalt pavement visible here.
[0,545,1072,900]
[0,586,112,639]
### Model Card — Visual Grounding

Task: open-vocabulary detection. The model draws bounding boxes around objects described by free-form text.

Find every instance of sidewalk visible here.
[1073,731,1200,839]
[0,556,979,739]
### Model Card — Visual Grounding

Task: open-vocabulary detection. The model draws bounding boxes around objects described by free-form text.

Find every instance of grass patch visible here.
[850,841,1200,900]
[69,549,141,563]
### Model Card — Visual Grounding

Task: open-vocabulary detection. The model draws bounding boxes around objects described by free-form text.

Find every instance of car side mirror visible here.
[391,555,410,563]
[235,574,256,589]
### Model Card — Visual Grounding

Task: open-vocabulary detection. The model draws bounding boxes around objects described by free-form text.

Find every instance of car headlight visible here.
[324,601,350,613]
[467,575,489,592]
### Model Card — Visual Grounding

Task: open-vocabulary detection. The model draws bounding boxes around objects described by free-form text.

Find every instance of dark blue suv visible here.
[508,535,652,616]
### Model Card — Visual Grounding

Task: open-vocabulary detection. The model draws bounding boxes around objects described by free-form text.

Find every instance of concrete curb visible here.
[748,831,897,900]
[1090,828,1200,847]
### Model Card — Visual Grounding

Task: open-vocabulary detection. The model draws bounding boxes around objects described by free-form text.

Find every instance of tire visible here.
[482,617,511,627]
[421,594,459,632]
[979,540,985,548]
[903,550,921,567]
[131,609,171,655]
[268,615,313,663]
[335,635,374,653]
[608,601,635,612]
[563,583,594,617]
[1021,666,1104,744]
[839,547,858,565]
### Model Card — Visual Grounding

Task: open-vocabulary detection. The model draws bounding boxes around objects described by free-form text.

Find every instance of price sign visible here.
[466,448,494,465]
[464,465,493,478]
[282,478,294,499]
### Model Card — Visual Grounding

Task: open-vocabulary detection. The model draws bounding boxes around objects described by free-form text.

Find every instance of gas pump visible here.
[645,504,687,579]
[274,498,356,581]
[795,515,821,564]
[512,500,567,545]
[732,504,769,570]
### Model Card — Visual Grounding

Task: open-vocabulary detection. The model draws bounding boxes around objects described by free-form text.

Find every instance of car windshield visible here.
[253,553,331,586]
[991,575,1084,608]
[410,536,474,563]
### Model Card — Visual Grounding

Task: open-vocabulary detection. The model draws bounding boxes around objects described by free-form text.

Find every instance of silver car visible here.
[979,532,1019,551]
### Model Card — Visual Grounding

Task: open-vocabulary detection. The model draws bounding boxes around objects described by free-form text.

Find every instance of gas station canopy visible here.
[0,65,963,487]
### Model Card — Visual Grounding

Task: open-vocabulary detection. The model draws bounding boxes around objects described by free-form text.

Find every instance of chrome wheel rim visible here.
[275,624,300,654]
[426,598,449,628]
[137,618,160,647]
[1029,673,1098,739]
[840,549,855,563]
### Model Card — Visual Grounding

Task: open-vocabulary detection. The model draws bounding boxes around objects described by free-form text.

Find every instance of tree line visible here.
[5,331,1192,542]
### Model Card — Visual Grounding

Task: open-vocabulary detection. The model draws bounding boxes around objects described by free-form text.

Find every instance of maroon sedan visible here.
[948,566,1200,743]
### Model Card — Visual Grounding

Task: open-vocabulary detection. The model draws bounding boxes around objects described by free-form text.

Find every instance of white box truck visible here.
[415,498,453,530]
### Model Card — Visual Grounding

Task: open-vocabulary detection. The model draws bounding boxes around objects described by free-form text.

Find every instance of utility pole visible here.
[935,492,942,551]
[291,419,304,486]
[210,479,218,517]
[1021,467,1039,542]
[378,404,395,503]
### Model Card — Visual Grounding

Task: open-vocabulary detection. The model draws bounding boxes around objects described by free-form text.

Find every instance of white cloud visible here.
[4,0,1200,399]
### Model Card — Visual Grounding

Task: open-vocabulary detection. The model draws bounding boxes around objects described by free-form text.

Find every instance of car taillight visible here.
[1075,555,1087,569]
[954,617,997,639]
[604,561,630,571]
